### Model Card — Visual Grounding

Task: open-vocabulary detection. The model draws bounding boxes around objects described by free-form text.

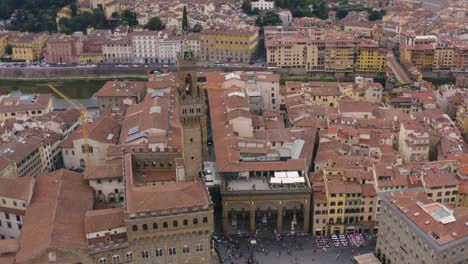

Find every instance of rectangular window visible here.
[169,248,177,256]
[196,244,203,252]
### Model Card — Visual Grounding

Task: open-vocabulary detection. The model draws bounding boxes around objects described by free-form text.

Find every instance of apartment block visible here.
[96,80,147,112]
[200,27,259,63]
[44,33,83,64]
[0,177,34,240]
[9,32,49,62]
[266,31,387,73]
[203,71,281,113]
[376,190,467,264]
[131,31,181,64]
[61,113,122,170]
[421,169,460,206]
[0,94,53,122]
[102,37,133,64]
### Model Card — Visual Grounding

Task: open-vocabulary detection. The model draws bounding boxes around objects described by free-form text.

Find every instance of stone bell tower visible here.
[176,45,207,181]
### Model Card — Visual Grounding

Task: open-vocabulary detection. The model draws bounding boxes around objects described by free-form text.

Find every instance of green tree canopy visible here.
[369,10,385,21]
[4,44,12,55]
[192,23,202,33]
[145,16,165,31]
[336,8,349,19]
[182,5,188,31]
[256,12,282,26]
[242,0,252,15]
[122,10,138,26]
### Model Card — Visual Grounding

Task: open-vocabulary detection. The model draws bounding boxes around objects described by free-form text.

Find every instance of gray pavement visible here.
[216,234,377,264]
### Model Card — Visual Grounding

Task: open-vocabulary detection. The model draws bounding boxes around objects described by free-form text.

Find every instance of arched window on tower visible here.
[185,74,192,95]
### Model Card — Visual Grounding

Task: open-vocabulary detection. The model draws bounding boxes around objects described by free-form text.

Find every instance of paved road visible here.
[217,234,377,264]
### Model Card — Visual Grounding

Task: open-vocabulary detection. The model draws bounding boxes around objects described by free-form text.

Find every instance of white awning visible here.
[274,171,287,178]
[282,178,294,184]
[270,178,282,184]
[287,171,300,178]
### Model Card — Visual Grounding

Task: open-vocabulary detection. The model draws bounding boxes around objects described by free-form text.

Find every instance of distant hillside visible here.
[0,0,75,32]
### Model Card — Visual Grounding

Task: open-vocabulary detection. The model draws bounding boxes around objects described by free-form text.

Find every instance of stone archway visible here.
[282,201,305,234]
[255,202,278,235]
[227,203,251,235]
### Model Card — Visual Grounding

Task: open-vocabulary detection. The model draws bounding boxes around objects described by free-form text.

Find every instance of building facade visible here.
[376,190,467,264]
[44,33,83,64]
[200,28,259,63]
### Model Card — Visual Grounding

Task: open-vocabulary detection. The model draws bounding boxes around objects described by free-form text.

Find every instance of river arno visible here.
[0,77,146,109]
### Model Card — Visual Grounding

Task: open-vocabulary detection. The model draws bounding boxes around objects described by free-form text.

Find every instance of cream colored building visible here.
[0,177,34,240]
[376,191,468,264]
[61,114,122,169]
[203,71,281,113]
[102,37,133,64]
[398,121,430,163]
[421,170,460,206]
[200,27,259,63]
[0,94,53,122]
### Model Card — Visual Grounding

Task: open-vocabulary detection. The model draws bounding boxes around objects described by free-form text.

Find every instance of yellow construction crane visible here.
[48,84,91,167]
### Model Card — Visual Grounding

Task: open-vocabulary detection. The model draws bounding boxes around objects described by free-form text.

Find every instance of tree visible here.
[4,44,12,55]
[192,23,202,33]
[336,8,349,19]
[317,0,328,20]
[145,16,165,31]
[70,3,77,17]
[369,10,385,21]
[182,5,188,31]
[122,9,138,26]
[257,26,266,59]
[256,12,282,26]
[242,0,252,15]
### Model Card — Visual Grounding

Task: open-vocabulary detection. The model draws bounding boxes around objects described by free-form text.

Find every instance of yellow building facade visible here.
[320,169,378,235]
[433,45,454,71]
[79,53,104,64]
[401,45,435,71]
[0,33,9,57]
[10,33,49,62]
[200,28,259,63]
[357,46,387,72]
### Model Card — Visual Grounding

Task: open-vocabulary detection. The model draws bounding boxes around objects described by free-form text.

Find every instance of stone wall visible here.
[0,66,149,78]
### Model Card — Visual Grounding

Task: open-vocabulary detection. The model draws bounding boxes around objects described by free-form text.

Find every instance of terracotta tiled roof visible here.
[62,113,121,147]
[84,158,123,180]
[37,109,80,127]
[339,100,377,113]
[0,94,51,113]
[118,87,182,148]
[0,176,34,201]
[96,80,146,98]
[0,239,18,254]
[361,184,376,197]
[384,191,468,246]
[422,170,460,188]
[126,178,210,213]
[15,169,93,263]
[208,88,315,173]
[85,208,125,234]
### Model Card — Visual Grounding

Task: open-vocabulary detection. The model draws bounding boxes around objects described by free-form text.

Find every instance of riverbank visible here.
[0,77,147,99]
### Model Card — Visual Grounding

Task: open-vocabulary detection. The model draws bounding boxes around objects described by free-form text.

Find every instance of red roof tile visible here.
[15,170,93,263]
